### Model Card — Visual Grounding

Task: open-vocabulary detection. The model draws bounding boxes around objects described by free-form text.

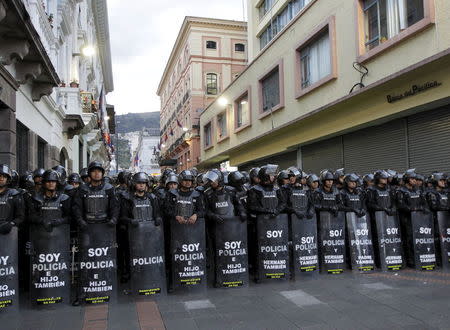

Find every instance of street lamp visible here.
[218,97,229,107]
[81,45,96,57]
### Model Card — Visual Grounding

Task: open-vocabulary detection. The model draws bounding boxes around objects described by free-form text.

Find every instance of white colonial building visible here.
[0,0,114,174]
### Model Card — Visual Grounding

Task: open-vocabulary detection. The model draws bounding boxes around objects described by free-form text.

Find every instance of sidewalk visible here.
[2,269,450,330]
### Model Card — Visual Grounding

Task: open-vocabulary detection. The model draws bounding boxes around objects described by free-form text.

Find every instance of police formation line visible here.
[0,162,449,309]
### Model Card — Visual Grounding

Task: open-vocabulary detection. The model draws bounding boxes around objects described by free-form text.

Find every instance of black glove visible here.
[386,208,396,216]
[78,219,88,231]
[294,211,305,220]
[154,217,162,226]
[306,211,314,219]
[0,221,13,235]
[130,219,139,227]
[357,210,366,217]
[239,213,247,222]
[211,214,224,224]
[107,219,116,227]
[422,208,431,215]
[43,220,53,233]
[329,206,338,217]
[269,209,279,218]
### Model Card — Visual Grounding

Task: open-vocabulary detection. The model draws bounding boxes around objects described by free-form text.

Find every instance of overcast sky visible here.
[106,0,248,115]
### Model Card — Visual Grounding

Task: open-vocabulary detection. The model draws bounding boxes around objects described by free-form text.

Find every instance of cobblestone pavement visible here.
[2,269,450,330]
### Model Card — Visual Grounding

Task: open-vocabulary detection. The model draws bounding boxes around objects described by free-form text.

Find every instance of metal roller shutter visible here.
[239,150,298,172]
[343,119,407,174]
[302,136,343,174]
[408,106,450,174]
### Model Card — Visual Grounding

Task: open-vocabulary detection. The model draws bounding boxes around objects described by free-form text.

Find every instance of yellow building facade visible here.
[199,0,450,174]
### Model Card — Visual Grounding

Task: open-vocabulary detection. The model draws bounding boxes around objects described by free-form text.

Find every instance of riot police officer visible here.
[314,170,342,216]
[366,170,403,271]
[80,168,90,185]
[120,172,164,294]
[306,174,320,192]
[249,167,261,187]
[340,173,366,217]
[166,170,206,292]
[68,173,82,189]
[396,169,435,270]
[26,170,72,305]
[32,168,45,193]
[52,165,72,193]
[426,173,450,269]
[334,168,346,191]
[0,164,23,310]
[72,161,119,305]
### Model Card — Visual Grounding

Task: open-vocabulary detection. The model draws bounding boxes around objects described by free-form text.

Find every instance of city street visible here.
[2,269,450,330]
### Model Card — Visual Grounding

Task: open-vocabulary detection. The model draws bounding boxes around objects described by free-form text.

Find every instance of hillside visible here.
[116,111,160,133]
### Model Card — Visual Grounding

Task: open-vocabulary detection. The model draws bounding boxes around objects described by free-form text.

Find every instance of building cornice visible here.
[92,0,113,93]
[157,16,247,95]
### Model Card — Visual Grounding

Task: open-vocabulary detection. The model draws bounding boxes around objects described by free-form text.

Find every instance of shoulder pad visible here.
[31,192,44,203]
[9,189,20,196]
[191,190,201,198]
[64,184,74,192]
[224,186,236,193]
[251,185,264,192]
[104,183,114,190]
[168,189,178,196]
[204,188,213,196]
[60,193,70,202]
[79,184,89,193]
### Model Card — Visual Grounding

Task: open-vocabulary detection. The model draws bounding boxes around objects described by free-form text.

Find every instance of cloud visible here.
[106,0,247,115]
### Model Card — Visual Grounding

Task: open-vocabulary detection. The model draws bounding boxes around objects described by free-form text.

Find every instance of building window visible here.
[363,0,424,51]
[259,0,312,49]
[259,0,276,19]
[235,43,245,52]
[206,73,218,95]
[235,92,249,129]
[206,40,217,49]
[217,112,228,140]
[299,30,331,89]
[38,138,46,169]
[16,121,29,174]
[261,68,280,112]
[204,122,212,148]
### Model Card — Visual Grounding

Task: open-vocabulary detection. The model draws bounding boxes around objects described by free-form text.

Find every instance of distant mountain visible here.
[116,112,160,133]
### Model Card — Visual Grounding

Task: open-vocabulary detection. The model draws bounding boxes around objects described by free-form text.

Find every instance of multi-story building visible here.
[199,0,450,174]
[0,0,114,174]
[130,128,161,175]
[157,16,247,171]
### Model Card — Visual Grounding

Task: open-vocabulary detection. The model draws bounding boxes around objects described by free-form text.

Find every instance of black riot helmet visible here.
[228,171,246,188]
[431,173,446,186]
[117,171,130,185]
[33,168,45,179]
[178,170,195,183]
[52,165,67,185]
[42,170,60,182]
[132,172,149,184]
[344,173,359,185]
[241,171,249,183]
[0,164,12,181]
[258,164,278,182]
[190,167,199,178]
[249,167,260,180]
[88,161,105,174]
[203,169,223,186]
[334,168,345,179]
[386,169,397,179]
[68,173,82,184]
[196,173,204,186]
[307,173,319,185]
[10,170,19,188]
[403,169,417,184]
[165,173,178,186]
[80,167,89,178]
[416,173,425,182]
[277,170,290,186]
[287,166,302,181]
[363,173,374,185]
[320,170,335,184]
[222,170,230,185]
[391,173,403,186]
[374,170,389,184]
[19,173,34,190]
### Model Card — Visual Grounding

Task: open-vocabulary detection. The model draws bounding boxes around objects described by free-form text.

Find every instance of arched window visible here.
[206,40,217,49]
[60,148,67,168]
[235,43,245,52]
[206,73,218,95]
